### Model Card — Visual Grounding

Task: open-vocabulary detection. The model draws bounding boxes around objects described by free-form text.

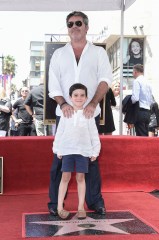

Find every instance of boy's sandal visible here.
[58,209,70,220]
[77,210,86,219]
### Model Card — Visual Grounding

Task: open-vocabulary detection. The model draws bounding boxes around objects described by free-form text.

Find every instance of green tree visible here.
[10,83,17,93]
[3,55,17,77]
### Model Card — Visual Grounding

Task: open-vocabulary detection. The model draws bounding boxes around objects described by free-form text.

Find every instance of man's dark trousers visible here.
[134,108,151,136]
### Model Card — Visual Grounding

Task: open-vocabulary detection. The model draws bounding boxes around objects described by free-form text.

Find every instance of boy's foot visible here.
[77,210,86,219]
[58,209,70,220]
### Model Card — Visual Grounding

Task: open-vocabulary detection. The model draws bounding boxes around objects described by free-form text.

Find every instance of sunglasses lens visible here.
[75,21,82,27]
[67,21,83,28]
[67,22,74,28]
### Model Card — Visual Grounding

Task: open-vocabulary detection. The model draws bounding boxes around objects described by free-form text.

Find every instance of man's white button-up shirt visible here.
[49,42,113,117]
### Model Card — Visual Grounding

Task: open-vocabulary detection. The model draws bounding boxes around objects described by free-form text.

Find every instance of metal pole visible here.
[0,55,4,87]
[119,0,125,135]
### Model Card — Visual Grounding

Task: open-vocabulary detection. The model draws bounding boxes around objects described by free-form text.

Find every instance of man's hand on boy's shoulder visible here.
[90,156,97,161]
[61,103,74,118]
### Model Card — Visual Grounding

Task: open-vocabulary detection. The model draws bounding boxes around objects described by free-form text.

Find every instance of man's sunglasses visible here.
[67,20,83,28]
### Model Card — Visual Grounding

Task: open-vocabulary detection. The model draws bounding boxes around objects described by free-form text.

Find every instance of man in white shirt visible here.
[131,64,153,136]
[48,11,113,216]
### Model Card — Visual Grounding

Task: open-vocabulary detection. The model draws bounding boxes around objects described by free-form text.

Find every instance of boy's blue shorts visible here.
[61,154,89,173]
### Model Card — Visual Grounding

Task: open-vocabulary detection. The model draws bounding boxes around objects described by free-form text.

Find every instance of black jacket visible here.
[122,95,139,124]
[150,102,159,126]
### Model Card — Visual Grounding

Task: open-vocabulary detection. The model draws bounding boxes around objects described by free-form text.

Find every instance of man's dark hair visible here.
[133,64,144,73]
[69,83,88,97]
[66,11,89,26]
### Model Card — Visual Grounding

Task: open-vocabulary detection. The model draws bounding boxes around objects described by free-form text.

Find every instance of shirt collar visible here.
[66,41,90,53]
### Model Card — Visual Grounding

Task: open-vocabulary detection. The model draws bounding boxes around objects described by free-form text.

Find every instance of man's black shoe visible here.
[49,208,58,216]
[95,207,106,215]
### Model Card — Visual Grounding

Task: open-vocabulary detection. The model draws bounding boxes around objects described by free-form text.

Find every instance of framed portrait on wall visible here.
[123,38,144,78]
[44,42,106,125]
[44,42,65,125]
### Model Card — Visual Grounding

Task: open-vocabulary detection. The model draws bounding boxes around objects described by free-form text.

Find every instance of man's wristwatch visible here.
[60,101,67,109]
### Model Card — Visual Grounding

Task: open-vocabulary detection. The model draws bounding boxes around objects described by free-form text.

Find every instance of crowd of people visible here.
[0,67,158,139]
[0,81,45,137]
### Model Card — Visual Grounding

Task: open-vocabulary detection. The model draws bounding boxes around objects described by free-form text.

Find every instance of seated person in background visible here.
[0,87,12,136]
[53,83,101,220]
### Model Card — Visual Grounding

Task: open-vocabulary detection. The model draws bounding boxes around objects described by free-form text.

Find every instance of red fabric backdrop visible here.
[0,136,159,195]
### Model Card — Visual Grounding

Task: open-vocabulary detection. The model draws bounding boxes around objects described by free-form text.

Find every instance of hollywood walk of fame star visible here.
[30,214,134,236]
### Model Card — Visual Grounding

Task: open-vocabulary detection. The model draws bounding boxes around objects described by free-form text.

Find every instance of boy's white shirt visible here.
[53,110,101,157]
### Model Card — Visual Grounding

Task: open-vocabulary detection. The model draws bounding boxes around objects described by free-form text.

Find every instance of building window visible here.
[35,59,40,70]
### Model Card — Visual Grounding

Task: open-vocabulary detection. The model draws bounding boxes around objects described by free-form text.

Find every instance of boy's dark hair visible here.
[66,11,89,26]
[133,64,144,73]
[69,83,87,97]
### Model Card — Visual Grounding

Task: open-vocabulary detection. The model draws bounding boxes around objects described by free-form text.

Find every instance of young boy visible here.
[53,83,101,220]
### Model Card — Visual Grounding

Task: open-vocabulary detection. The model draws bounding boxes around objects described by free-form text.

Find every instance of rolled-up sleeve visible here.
[97,47,113,87]
[48,51,63,99]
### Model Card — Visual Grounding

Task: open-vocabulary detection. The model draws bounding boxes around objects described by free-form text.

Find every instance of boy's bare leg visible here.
[76,173,86,211]
[58,172,71,211]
